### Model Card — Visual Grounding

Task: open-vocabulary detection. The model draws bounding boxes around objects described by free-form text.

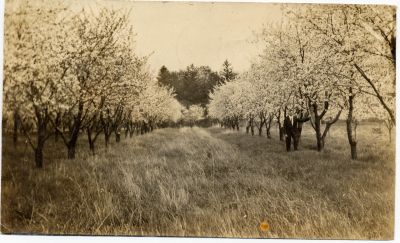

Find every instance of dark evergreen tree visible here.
[219,59,237,84]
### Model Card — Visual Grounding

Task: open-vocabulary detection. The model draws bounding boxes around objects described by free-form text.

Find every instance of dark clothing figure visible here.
[284,116,293,151]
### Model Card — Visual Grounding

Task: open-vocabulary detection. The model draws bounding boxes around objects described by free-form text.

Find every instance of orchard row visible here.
[3,2,204,167]
[208,5,395,159]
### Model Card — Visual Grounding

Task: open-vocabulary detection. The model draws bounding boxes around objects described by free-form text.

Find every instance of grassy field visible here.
[0,122,395,239]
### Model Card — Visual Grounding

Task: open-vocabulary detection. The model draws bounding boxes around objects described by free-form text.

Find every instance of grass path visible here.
[208,126,395,239]
[1,125,395,239]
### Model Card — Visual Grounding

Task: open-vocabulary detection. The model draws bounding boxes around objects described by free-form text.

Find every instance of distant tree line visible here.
[156,60,237,109]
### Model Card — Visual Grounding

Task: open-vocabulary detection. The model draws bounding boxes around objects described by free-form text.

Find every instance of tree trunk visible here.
[265,116,272,139]
[250,118,254,136]
[104,132,111,147]
[67,143,76,159]
[313,105,323,152]
[35,146,43,168]
[278,118,284,141]
[55,130,59,142]
[87,128,95,155]
[35,122,46,168]
[346,88,357,160]
[89,141,95,154]
[350,142,357,160]
[384,119,394,143]
[65,101,83,159]
[311,100,341,152]
[276,111,284,141]
[13,110,19,147]
[54,112,61,142]
[279,127,284,141]
[67,126,80,159]
[141,123,145,134]
[316,130,323,151]
[258,114,265,136]
[115,129,121,143]
[126,121,132,138]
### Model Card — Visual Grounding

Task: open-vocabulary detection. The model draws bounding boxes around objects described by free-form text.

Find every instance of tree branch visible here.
[354,63,395,124]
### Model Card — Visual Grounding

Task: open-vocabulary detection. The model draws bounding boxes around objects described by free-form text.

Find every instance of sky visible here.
[68,0,283,73]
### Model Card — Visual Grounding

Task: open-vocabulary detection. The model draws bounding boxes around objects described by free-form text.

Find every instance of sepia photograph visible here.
[0,0,397,240]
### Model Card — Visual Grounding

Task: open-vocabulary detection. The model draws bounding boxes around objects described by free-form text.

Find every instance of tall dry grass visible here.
[1,122,395,239]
